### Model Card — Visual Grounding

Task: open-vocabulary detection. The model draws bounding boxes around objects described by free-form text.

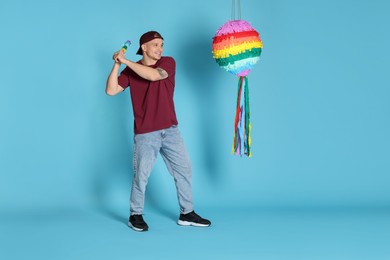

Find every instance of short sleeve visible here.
[118,67,130,89]
[157,57,176,77]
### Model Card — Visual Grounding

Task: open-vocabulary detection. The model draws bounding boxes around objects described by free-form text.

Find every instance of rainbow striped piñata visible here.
[212,20,262,157]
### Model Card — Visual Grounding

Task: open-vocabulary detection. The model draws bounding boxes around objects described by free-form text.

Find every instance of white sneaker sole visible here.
[177,220,210,227]
[128,221,147,232]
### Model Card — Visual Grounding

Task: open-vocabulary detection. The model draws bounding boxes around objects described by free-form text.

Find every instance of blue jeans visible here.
[130,125,193,215]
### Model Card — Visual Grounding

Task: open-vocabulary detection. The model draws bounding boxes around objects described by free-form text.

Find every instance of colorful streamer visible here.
[232,76,251,157]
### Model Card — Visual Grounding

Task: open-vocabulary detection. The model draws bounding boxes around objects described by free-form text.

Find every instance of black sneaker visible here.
[177,211,211,227]
[128,215,148,232]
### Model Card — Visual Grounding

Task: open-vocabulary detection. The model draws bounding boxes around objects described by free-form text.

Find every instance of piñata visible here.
[212,20,262,157]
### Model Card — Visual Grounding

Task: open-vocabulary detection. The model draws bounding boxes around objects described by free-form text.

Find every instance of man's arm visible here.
[106,62,124,96]
[115,52,168,81]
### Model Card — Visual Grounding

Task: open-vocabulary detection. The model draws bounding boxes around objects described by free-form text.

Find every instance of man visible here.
[106,31,211,232]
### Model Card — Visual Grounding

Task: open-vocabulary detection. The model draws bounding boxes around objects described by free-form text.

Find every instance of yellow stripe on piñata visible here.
[212,41,263,59]
[212,36,262,51]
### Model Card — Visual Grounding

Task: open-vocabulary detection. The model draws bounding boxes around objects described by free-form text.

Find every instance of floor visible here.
[1,206,389,260]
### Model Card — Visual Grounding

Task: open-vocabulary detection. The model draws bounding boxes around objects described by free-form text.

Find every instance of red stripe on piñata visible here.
[212,30,259,44]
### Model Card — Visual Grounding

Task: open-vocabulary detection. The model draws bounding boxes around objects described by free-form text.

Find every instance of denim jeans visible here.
[130,125,193,215]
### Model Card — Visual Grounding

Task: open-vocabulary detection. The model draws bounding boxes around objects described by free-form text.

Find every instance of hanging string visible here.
[231,0,241,20]
[231,0,235,20]
[238,0,241,20]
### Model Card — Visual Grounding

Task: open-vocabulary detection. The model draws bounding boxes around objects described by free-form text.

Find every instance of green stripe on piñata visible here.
[214,48,262,67]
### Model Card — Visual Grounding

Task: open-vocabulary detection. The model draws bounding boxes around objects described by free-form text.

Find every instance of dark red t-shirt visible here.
[118,56,178,134]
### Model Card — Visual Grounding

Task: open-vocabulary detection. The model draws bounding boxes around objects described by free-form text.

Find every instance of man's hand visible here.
[112,50,126,64]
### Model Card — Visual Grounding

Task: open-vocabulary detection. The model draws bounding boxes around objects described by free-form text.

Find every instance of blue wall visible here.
[1,0,389,213]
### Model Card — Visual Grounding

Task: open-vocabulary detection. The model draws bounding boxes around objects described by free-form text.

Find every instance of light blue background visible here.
[1,0,390,259]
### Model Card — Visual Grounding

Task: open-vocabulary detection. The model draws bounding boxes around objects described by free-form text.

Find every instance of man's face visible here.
[142,38,164,60]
